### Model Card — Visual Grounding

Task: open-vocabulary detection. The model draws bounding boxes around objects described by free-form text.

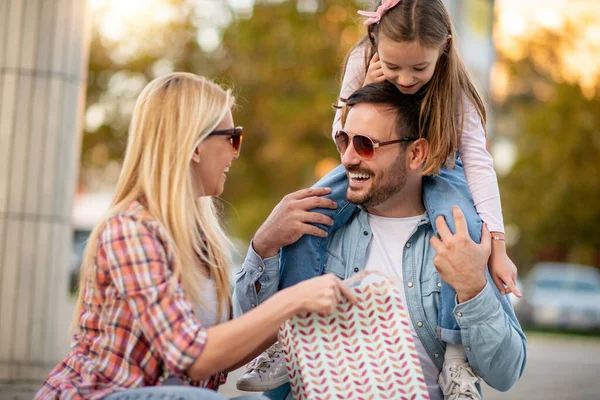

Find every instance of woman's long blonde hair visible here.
[344,0,487,175]
[70,73,234,334]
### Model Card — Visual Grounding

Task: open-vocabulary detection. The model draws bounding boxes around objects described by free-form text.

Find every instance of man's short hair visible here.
[341,81,423,141]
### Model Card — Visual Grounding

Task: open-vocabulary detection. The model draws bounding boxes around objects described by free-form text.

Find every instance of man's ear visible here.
[407,138,429,171]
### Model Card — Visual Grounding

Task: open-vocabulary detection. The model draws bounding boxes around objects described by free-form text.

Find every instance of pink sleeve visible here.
[332,45,368,140]
[458,98,505,233]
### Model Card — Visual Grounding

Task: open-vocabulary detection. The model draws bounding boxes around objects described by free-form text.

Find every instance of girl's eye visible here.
[385,65,398,70]
[414,67,426,72]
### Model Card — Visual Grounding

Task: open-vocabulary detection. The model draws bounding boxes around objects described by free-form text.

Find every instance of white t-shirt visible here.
[364,213,443,400]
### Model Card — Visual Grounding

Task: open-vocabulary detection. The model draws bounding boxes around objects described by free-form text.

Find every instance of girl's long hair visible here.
[70,73,234,335]
[343,0,487,174]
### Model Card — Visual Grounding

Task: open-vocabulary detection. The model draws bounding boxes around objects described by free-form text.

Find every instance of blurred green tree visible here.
[496,24,600,269]
[80,0,363,241]
[219,0,362,239]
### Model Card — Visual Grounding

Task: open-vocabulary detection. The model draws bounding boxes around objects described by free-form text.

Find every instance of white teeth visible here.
[224,167,230,172]
[349,173,370,180]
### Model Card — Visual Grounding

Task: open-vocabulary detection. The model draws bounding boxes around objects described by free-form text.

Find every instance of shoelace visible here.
[445,364,481,400]
[245,343,283,374]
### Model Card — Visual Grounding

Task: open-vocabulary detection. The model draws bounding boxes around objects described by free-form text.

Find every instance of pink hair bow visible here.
[357,0,402,26]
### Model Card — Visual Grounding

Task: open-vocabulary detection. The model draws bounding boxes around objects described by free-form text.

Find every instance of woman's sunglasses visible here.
[334,130,418,159]
[209,126,243,154]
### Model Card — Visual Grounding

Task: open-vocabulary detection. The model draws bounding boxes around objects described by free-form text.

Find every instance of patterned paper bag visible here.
[279,272,430,400]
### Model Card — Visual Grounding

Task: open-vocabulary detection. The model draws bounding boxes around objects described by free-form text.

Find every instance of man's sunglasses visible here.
[334,130,418,159]
[209,126,243,154]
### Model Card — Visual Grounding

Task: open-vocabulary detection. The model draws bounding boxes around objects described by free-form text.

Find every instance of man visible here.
[233,82,526,399]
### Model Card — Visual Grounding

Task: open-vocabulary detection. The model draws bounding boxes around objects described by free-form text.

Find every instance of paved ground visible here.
[2,332,599,399]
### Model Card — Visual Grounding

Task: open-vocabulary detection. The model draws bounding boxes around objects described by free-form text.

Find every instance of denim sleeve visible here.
[232,243,281,318]
[423,159,483,244]
[279,164,357,290]
[453,273,527,391]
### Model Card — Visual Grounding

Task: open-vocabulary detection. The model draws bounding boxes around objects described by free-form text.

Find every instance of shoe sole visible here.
[236,374,290,392]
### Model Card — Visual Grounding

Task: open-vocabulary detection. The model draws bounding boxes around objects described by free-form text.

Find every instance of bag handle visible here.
[344,270,400,295]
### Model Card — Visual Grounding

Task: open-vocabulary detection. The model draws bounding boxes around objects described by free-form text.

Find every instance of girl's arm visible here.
[458,98,504,234]
[332,45,368,139]
[458,98,521,297]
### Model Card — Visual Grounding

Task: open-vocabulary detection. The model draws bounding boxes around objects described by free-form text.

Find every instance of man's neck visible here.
[366,181,425,218]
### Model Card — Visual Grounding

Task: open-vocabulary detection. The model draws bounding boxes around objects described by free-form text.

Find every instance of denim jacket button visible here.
[417,321,423,327]
[363,231,369,236]
[353,267,359,272]
[407,282,413,288]
[258,266,263,272]
[437,282,442,288]
[405,242,411,248]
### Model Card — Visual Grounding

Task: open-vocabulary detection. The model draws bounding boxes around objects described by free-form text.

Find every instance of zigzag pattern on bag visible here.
[279,280,430,400]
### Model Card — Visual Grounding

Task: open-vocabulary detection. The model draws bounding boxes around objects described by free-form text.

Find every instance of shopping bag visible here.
[279,272,430,400]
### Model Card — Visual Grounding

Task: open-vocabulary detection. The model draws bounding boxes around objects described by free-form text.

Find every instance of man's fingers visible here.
[290,187,332,200]
[297,196,337,211]
[429,235,445,254]
[303,224,329,238]
[480,223,492,252]
[304,212,334,226]
[451,206,469,236]
[435,216,453,241]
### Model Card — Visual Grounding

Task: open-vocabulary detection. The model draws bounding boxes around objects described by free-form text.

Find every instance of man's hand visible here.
[252,187,337,259]
[429,206,491,303]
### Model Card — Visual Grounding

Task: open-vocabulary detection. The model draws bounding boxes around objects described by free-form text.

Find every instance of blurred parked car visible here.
[515,262,600,331]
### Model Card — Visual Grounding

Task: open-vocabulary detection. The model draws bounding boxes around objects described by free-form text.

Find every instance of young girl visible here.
[239,1,521,399]
[35,73,356,400]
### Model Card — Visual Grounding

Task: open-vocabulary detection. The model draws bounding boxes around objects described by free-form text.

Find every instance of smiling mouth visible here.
[399,83,418,89]
[348,172,371,186]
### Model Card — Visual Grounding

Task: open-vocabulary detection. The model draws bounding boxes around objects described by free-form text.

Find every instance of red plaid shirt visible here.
[36,200,226,399]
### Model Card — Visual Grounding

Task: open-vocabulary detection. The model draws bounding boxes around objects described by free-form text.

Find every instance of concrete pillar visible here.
[0,0,90,381]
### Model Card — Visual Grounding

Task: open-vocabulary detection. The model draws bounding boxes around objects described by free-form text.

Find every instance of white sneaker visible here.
[236,342,289,392]
[438,362,482,400]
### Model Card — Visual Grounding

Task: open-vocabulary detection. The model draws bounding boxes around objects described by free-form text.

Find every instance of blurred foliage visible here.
[81,0,363,240]
[82,1,600,266]
[218,0,362,239]
[496,24,600,269]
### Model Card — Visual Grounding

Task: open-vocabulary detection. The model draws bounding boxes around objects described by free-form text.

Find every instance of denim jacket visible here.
[233,209,527,394]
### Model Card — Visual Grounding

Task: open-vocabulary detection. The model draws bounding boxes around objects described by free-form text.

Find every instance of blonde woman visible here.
[35,73,356,400]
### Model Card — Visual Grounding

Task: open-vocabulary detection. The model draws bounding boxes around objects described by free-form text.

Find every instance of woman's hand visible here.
[363,52,386,86]
[252,187,337,258]
[287,274,358,315]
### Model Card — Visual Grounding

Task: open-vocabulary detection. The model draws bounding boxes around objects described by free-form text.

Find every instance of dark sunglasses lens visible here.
[335,131,349,153]
[353,135,374,158]
[231,135,242,153]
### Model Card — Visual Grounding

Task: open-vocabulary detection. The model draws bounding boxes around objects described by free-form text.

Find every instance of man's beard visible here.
[346,152,408,209]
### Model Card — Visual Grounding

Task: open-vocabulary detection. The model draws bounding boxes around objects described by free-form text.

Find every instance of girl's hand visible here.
[489,243,522,297]
[288,274,358,316]
[363,52,386,86]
